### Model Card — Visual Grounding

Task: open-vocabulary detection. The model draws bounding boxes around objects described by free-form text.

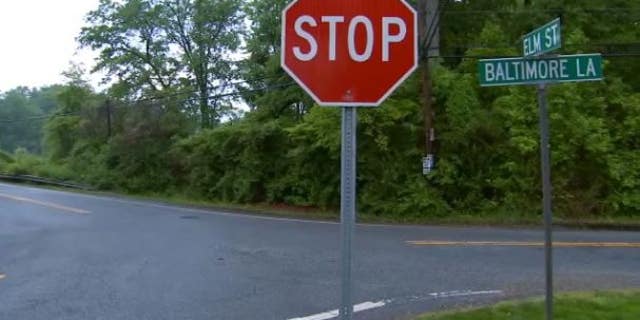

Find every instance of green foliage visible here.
[605,91,640,213]
[1,148,74,180]
[239,0,313,120]
[79,0,245,127]
[357,81,451,217]
[3,148,42,175]
[171,117,291,202]
[0,149,14,164]
[418,291,640,320]
[43,84,101,161]
[0,86,63,153]
[278,107,341,207]
[66,101,191,193]
[0,149,14,173]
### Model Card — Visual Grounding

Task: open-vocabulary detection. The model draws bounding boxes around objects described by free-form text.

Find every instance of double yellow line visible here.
[407,240,640,248]
[0,193,90,214]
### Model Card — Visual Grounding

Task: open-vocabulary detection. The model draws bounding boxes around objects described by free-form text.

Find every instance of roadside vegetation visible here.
[417,291,640,320]
[1,0,639,224]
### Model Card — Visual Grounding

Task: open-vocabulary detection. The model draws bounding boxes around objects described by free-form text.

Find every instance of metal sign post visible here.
[340,107,357,320]
[537,84,554,320]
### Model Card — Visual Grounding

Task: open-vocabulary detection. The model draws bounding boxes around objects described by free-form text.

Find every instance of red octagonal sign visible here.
[281,0,418,106]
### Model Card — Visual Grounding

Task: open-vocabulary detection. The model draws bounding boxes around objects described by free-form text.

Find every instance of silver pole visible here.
[537,83,553,320]
[340,107,357,320]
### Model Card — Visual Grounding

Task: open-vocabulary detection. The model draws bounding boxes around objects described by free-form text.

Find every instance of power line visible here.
[442,8,640,14]
[0,81,296,123]
[0,112,79,123]
[100,81,298,111]
[431,52,640,59]
[438,42,640,49]
[182,81,297,103]
[132,74,285,103]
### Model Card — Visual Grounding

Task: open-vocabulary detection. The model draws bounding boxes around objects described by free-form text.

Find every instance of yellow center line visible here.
[406,240,640,248]
[0,193,90,214]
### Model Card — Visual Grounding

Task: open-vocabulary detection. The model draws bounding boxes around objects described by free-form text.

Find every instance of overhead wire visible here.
[132,74,285,103]
[431,52,640,59]
[0,81,298,123]
[0,112,80,123]
[442,8,640,14]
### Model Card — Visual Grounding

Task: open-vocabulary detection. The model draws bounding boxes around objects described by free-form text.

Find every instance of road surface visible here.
[1,182,639,319]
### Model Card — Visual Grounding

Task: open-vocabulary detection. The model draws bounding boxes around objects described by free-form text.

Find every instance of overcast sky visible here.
[0,0,101,92]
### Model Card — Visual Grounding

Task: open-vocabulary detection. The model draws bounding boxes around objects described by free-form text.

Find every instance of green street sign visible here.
[523,18,561,57]
[478,54,603,87]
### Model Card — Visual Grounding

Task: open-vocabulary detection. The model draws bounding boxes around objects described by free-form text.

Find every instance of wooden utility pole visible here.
[418,0,440,174]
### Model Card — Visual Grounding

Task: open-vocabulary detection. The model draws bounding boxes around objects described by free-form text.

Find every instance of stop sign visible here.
[281,0,418,106]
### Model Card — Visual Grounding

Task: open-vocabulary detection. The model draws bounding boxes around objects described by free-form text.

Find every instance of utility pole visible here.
[418,0,440,174]
[426,0,440,59]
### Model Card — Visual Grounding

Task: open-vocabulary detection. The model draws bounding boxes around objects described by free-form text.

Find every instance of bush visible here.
[0,148,73,181]
[5,148,42,175]
[171,118,291,203]
[0,150,14,172]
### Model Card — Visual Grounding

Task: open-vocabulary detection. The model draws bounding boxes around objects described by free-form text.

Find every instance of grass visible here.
[416,291,640,320]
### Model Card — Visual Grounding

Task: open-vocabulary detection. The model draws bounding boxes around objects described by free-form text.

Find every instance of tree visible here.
[43,84,100,161]
[238,0,312,121]
[0,86,65,154]
[79,0,244,127]
[0,87,42,153]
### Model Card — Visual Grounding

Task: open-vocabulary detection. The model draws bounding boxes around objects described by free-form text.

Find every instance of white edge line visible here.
[288,300,389,320]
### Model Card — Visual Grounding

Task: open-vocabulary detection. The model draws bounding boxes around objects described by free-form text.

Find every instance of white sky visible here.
[0,0,101,92]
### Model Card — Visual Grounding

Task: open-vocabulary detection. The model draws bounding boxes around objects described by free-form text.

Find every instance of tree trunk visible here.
[199,77,210,129]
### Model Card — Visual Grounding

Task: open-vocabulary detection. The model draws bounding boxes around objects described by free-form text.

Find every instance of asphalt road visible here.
[1,182,639,320]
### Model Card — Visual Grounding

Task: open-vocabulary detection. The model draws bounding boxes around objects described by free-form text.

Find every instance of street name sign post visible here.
[523,18,561,57]
[282,0,418,318]
[479,18,603,320]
